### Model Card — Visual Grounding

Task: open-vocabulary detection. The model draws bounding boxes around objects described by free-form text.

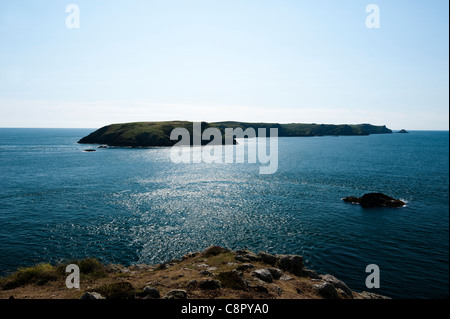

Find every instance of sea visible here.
[0,128,448,298]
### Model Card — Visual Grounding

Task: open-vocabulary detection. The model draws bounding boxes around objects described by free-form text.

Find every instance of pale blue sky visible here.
[0,0,448,129]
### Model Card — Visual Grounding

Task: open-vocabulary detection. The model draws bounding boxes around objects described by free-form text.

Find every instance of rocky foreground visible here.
[0,246,388,299]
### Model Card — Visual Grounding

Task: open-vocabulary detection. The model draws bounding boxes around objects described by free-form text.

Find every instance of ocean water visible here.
[0,128,448,299]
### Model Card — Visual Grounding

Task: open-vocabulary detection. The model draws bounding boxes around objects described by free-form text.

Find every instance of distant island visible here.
[78,121,393,147]
[397,129,409,133]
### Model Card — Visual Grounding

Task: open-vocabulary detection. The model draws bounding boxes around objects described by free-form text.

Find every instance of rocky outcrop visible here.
[1,246,390,300]
[397,129,408,133]
[343,193,405,208]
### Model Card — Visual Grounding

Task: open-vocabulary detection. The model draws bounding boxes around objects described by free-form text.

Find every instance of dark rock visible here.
[258,252,278,266]
[320,274,353,298]
[165,289,187,299]
[187,280,198,288]
[245,253,261,262]
[80,292,105,299]
[142,286,160,299]
[97,145,107,148]
[235,249,261,261]
[267,268,283,280]
[252,269,273,283]
[198,279,222,290]
[199,270,213,277]
[275,254,304,276]
[249,285,269,294]
[202,245,230,256]
[314,282,339,299]
[83,149,96,152]
[216,270,247,290]
[236,263,255,271]
[343,193,405,208]
[397,129,408,133]
[235,255,251,263]
[301,268,320,279]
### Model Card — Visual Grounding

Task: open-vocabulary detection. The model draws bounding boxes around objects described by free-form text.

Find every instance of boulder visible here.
[252,269,273,283]
[142,286,160,299]
[236,263,255,271]
[343,193,405,208]
[165,289,187,299]
[187,280,198,288]
[258,252,278,266]
[198,279,222,290]
[216,270,247,290]
[235,249,261,262]
[235,255,251,263]
[267,268,283,280]
[275,254,304,276]
[199,270,213,276]
[301,268,320,279]
[314,282,338,299]
[320,274,353,298]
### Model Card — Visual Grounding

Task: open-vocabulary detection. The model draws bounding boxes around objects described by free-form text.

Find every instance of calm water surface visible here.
[0,128,448,298]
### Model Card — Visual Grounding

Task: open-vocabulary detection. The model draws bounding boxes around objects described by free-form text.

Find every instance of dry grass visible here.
[0,249,360,300]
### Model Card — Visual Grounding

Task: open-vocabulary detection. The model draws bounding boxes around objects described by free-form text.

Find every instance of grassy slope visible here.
[0,247,388,300]
[78,121,392,147]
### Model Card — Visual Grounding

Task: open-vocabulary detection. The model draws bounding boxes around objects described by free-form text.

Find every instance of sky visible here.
[0,0,448,130]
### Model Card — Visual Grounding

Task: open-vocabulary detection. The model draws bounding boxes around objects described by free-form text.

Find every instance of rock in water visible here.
[397,129,408,133]
[343,193,405,208]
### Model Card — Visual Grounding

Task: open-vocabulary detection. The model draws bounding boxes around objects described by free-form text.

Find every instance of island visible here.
[397,129,409,133]
[78,121,393,147]
[343,193,406,208]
